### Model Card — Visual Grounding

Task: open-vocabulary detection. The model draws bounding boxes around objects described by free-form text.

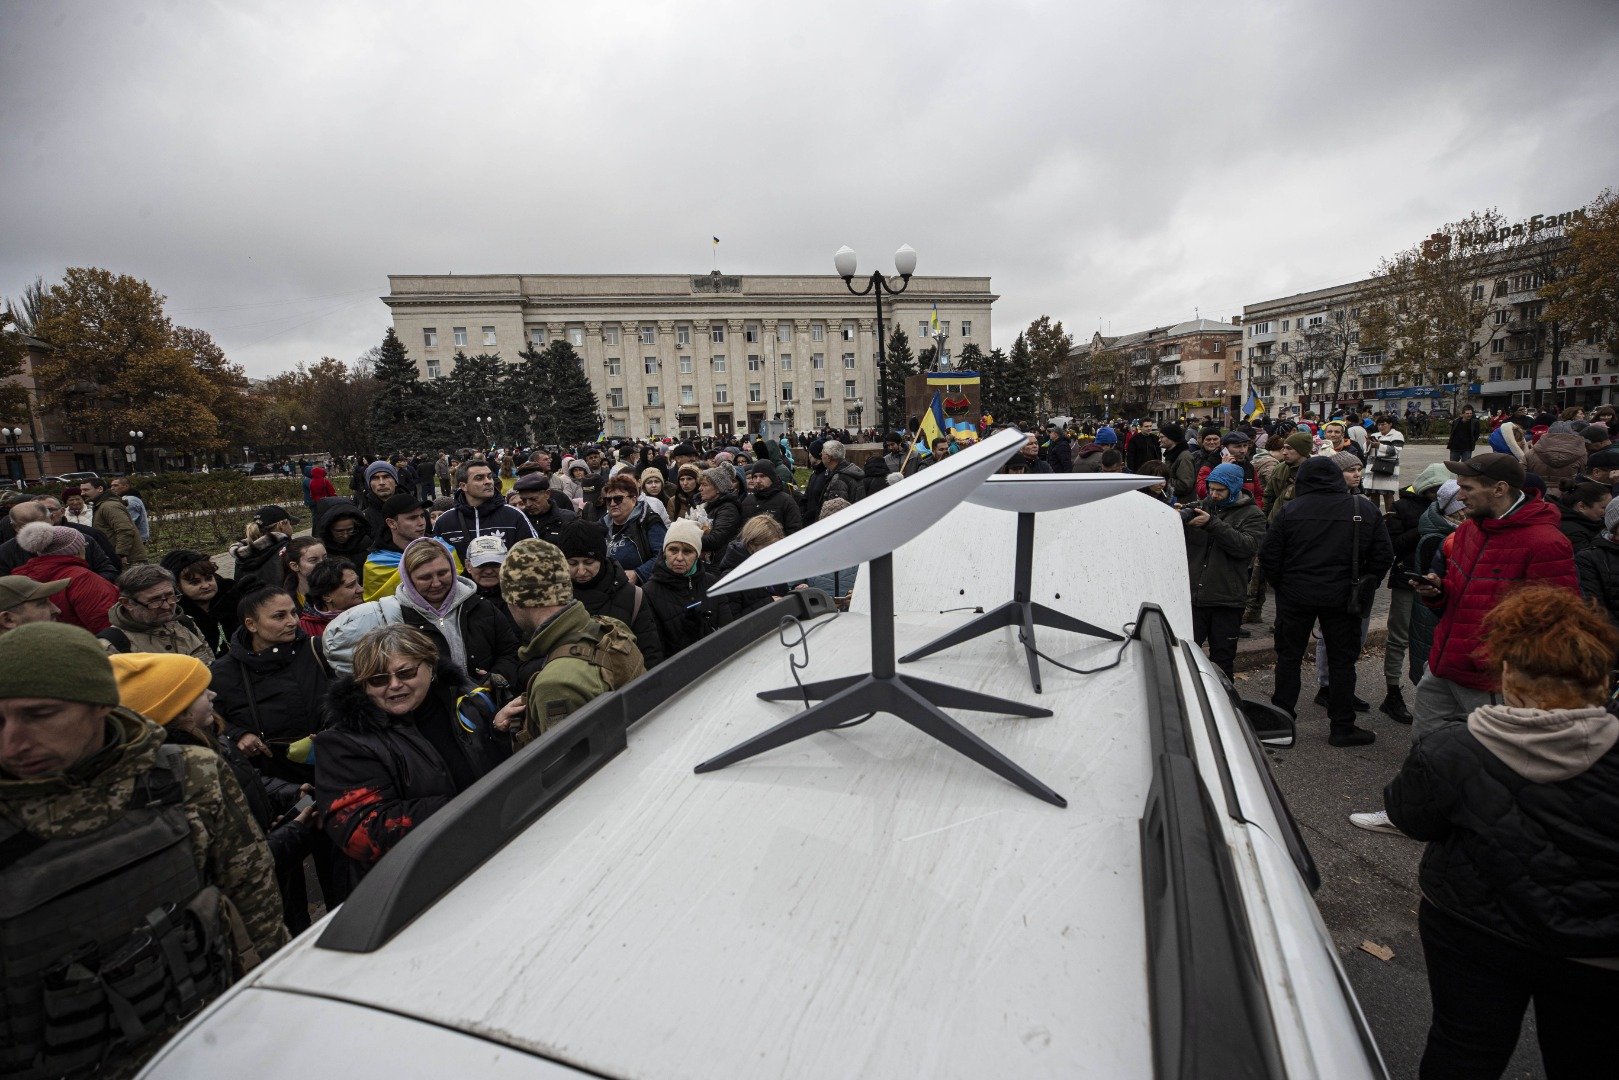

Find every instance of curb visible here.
[1232,617,1390,673]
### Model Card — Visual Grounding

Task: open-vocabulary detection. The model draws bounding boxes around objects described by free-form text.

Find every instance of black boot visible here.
[1329,724,1376,747]
[1379,685,1413,724]
[1315,687,1371,712]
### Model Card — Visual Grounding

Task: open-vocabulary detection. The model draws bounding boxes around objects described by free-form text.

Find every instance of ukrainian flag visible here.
[915,391,947,456]
[1243,388,1265,421]
[929,304,940,336]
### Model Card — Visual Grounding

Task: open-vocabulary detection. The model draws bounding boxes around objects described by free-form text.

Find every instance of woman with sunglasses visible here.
[161,549,243,656]
[316,623,519,891]
[601,474,666,585]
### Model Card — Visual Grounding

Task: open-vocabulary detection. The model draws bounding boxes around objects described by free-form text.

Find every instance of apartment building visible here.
[385,271,996,439]
[1066,318,1242,422]
[1240,234,1608,417]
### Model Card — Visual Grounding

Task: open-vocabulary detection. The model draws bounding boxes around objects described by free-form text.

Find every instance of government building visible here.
[384,271,997,440]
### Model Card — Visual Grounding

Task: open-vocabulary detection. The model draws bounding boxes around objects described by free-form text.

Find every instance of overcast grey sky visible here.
[4,0,1616,378]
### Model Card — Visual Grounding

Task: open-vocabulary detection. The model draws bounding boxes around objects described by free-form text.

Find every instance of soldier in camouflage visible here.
[499,539,643,748]
[0,622,287,1076]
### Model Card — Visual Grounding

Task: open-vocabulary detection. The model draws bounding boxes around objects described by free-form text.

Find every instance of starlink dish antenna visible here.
[695,427,1067,807]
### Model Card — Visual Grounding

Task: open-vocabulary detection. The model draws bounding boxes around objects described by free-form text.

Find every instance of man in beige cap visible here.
[0,574,66,634]
[500,539,644,748]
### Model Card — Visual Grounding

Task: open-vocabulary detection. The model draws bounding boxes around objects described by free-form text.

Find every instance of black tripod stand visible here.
[695,553,1066,807]
[899,512,1121,693]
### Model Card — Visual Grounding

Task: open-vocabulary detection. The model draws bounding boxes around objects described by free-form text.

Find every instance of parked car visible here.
[140,495,1386,1080]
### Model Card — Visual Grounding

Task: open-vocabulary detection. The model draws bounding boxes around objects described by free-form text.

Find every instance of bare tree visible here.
[1296,307,1361,416]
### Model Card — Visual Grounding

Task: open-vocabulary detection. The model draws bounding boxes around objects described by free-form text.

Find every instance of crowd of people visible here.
[1,405,1615,1078]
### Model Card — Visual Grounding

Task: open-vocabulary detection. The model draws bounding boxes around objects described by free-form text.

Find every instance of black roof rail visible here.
[1133,604,1286,1080]
[318,589,837,954]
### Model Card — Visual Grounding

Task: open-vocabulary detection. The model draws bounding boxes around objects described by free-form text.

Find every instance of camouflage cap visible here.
[500,539,573,608]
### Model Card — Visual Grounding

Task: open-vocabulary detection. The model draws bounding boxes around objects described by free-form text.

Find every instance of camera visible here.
[1179,505,1202,523]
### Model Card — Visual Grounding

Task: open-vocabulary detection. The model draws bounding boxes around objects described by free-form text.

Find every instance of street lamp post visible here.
[1,427,20,481]
[127,430,144,471]
[835,243,916,435]
[1445,368,1471,417]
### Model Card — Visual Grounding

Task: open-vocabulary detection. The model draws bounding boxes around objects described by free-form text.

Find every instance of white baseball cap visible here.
[466,534,508,567]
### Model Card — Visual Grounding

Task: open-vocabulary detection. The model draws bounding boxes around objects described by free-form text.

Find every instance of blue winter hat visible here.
[1206,463,1245,506]
[1093,427,1118,446]
[364,460,399,486]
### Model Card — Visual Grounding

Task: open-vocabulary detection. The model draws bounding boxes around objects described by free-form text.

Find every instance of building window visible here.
[1556,359,1571,376]
[918,320,930,338]
[423,327,438,347]
[640,327,656,346]
[715,384,729,403]
[1488,365,1504,382]
[645,386,661,406]
[677,326,691,347]
[679,355,693,374]
[1213,362,1219,374]
[780,354,792,371]
[811,323,825,342]
[1472,284,1485,300]
[609,418,626,437]
[603,326,621,346]
[568,327,584,347]
[1490,338,1506,354]
[941,321,950,336]
[528,327,544,346]
[1307,316,1323,327]
[606,357,622,376]
[1494,309,1511,325]
[777,324,793,343]
[816,411,828,428]
[1280,341,1289,354]
[644,356,659,375]
[712,354,726,373]
[844,380,857,399]
[1583,357,1600,375]
[842,321,856,341]
[1348,330,1360,344]
[1278,385,1289,397]
[607,388,624,408]
[1514,362,1533,380]
[748,382,762,403]
[781,382,794,402]
[426,359,441,379]
[814,380,827,400]
[711,325,725,344]
[747,354,763,371]
[482,326,497,347]
[1280,320,1289,331]
[840,352,853,368]
[961,320,971,338]
[811,353,825,369]
[453,326,468,347]
[680,384,695,406]
[745,324,760,343]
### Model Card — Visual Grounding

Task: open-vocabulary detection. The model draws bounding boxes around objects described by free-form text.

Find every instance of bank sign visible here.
[1422,209,1587,258]
[1373,383,1482,399]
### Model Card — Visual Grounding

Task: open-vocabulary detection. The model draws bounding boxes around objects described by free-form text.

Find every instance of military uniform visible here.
[515,601,614,746]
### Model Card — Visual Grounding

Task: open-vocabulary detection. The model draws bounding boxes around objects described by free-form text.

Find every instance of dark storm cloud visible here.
[2,0,1616,375]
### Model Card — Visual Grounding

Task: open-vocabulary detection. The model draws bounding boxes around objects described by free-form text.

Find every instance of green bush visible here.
[137,473,313,560]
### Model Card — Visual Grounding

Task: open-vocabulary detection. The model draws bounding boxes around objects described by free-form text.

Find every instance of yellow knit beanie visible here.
[109,653,212,725]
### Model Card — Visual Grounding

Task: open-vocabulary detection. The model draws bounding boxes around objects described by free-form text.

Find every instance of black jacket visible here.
[398,590,522,687]
[432,490,537,559]
[230,533,288,593]
[0,524,120,582]
[1557,503,1603,554]
[315,660,495,893]
[1385,488,1432,590]
[1447,415,1482,453]
[860,456,891,498]
[314,497,373,565]
[181,575,244,656]
[1183,493,1268,609]
[699,491,744,556]
[1044,435,1073,474]
[822,461,866,505]
[713,540,783,620]
[1386,724,1619,959]
[743,480,803,535]
[523,501,578,547]
[801,462,831,524]
[573,560,665,668]
[1125,431,1161,473]
[1576,536,1619,626]
[1258,457,1393,608]
[209,627,329,746]
[641,556,732,657]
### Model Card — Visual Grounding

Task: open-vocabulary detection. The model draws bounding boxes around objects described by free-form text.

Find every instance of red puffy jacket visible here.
[12,554,119,633]
[1423,496,1578,690]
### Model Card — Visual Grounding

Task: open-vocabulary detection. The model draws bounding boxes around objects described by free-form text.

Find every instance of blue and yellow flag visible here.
[929,304,940,337]
[1243,388,1265,421]
[915,391,947,456]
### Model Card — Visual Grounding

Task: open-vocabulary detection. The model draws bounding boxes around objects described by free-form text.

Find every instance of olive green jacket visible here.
[515,601,611,748]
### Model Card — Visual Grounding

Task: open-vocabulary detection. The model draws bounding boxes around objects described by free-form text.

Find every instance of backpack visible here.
[0,745,239,1078]
[544,614,646,691]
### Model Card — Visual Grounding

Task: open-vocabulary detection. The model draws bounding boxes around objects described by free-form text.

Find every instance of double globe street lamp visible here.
[835,243,916,435]
[127,430,144,469]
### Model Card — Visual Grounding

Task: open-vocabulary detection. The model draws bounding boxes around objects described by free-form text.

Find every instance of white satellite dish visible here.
[710,425,1027,596]
[908,471,1164,692]
[696,426,1067,806]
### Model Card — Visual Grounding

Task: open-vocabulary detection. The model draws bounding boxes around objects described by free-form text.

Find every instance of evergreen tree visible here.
[443,351,509,449]
[505,346,551,446]
[367,327,424,451]
[1004,333,1040,429]
[552,340,603,444]
[508,341,602,446]
[881,326,917,433]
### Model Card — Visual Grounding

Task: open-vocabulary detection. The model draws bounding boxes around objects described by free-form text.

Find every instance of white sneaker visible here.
[1348,810,1404,836]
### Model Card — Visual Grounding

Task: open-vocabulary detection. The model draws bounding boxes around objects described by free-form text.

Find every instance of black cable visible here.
[776,611,875,727]
[1017,621,1137,676]
[935,605,985,614]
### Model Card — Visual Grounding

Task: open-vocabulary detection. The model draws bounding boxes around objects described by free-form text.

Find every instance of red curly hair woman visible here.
[1385,583,1619,1078]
